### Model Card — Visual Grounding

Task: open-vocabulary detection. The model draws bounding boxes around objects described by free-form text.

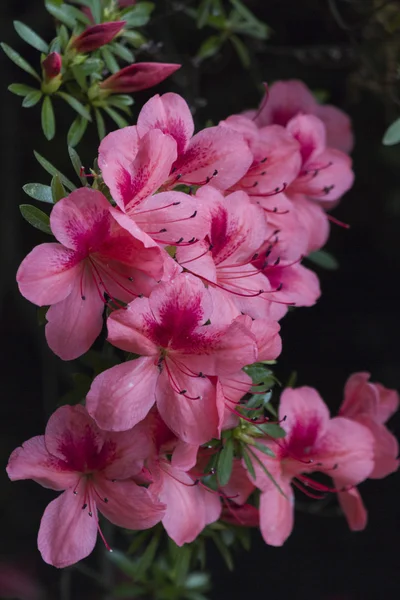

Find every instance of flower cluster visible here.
[8,81,399,568]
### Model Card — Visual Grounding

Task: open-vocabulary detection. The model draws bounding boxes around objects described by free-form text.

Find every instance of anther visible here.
[274,257,281,266]
[179,389,187,395]
[81,295,86,300]
[176,237,184,244]
[103,497,109,503]
[173,201,181,205]
[82,503,88,510]
[159,228,167,233]
[260,157,267,163]
[188,237,196,243]
[190,211,197,218]
[128,277,133,281]
[88,511,93,517]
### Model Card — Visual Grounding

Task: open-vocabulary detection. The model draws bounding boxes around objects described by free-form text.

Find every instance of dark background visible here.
[1,1,399,598]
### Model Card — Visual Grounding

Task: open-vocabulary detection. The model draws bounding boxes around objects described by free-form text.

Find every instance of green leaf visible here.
[68,146,87,185]
[135,529,161,580]
[307,249,339,270]
[246,446,287,497]
[123,2,155,27]
[256,422,286,438]
[87,0,102,24]
[101,46,120,74]
[230,34,250,67]
[14,21,49,53]
[107,549,136,578]
[251,440,275,458]
[20,204,52,234]
[229,0,271,38]
[112,583,146,598]
[22,90,43,107]
[196,35,223,60]
[122,30,147,49]
[41,95,56,140]
[197,0,213,28]
[8,83,39,97]
[71,65,88,91]
[127,529,153,555]
[0,43,41,81]
[95,108,106,140]
[217,437,234,486]
[23,183,53,204]
[67,114,88,147]
[45,1,77,28]
[111,42,134,63]
[34,150,76,191]
[243,363,273,384]
[241,446,256,479]
[57,91,92,121]
[51,174,67,202]
[58,24,70,51]
[103,106,129,128]
[171,544,192,587]
[185,572,210,590]
[383,117,400,145]
[208,530,234,570]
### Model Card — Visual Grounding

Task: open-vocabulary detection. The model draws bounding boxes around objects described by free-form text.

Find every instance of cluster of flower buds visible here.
[3,1,180,143]
[7,81,399,568]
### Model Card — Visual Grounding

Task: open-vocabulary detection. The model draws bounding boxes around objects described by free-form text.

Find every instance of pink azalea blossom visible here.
[249,386,374,546]
[136,92,253,190]
[334,373,399,531]
[100,63,181,94]
[6,405,165,568]
[17,188,163,360]
[71,21,126,53]
[247,80,354,154]
[98,127,209,255]
[86,273,258,443]
[176,186,284,319]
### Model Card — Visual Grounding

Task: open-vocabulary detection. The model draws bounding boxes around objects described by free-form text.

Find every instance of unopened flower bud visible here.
[99,62,181,94]
[42,52,62,80]
[71,21,126,54]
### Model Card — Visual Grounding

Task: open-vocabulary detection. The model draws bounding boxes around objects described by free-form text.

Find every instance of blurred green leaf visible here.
[230,34,250,67]
[57,91,92,120]
[45,1,77,28]
[41,95,56,140]
[197,0,213,28]
[256,422,286,438]
[208,530,234,570]
[383,117,400,146]
[67,114,88,147]
[307,249,339,270]
[122,30,147,48]
[23,183,53,204]
[135,529,161,579]
[112,42,134,63]
[20,204,52,234]
[68,145,86,185]
[241,446,255,479]
[101,46,120,73]
[107,549,137,578]
[196,35,223,60]
[95,108,106,140]
[104,106,129,128]
[217,437,234,486]
[34,150,76,191]
[51,174,67,202]
[1,43,41,81]
[250,440,275,458]
[123,2,155,27]
[14,21,49,53]
[8,83,38,96]
[22,90,43,107]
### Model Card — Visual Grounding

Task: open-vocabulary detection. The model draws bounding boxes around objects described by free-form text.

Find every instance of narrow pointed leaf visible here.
[20,204,52,234]
[122,30,146,48]
[14,21,49,53]
[383,117,400,145]
[34,150,76,191]
[251,441,275,458]
[68,146,87,185]
[51,174,67,202]
[95,108,106,140]
[230,35,250,67]
[67,114,88,147]
[123,3,155,27]
[45,2,77,28]
[57,91,92,121]
[241,446,256,479]
[101,46,120,74]
[103,106,129,128]
[23,183,53,204]
[22,90,43,107]
[307,249,339,270]
[41,95,56,140]
[217,437,234,486]
[111,42,134,63]
[8,83,39,97]
[1,43,41,81]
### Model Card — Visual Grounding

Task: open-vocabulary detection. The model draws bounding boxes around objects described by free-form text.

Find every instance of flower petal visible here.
[38,490,98,568]
[336,486,367,531]
[107,299,159,355]
[6,435,77,491]
[96,478,165,529]
[17,243,81,306]
[286,114,326,165]
[86,357,158,431]
[169,126,253,190]
[45,264,104,360]
[279,386,331,445]
[137,92,194,155]
[259,477,294,546]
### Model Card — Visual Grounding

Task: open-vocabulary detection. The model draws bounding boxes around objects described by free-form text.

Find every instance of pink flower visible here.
[100,63,181,93]
[86,273,258,443]
[221,502,259,527]
[98,127,209,252]
[136,92,253,191]
[16,188,163,360]
[248,80,354,154]
[249,387,374,546]
[71,21,126,53]
[175,186,281,319]
[334,373,399,531]
[285,114,354,203]
[6,405,165,568]
[42,52,62,80]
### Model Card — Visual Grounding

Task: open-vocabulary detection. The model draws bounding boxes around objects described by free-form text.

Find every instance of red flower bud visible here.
[99,62,181,93]
[71,21,126,53]
[42,52,62,80]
